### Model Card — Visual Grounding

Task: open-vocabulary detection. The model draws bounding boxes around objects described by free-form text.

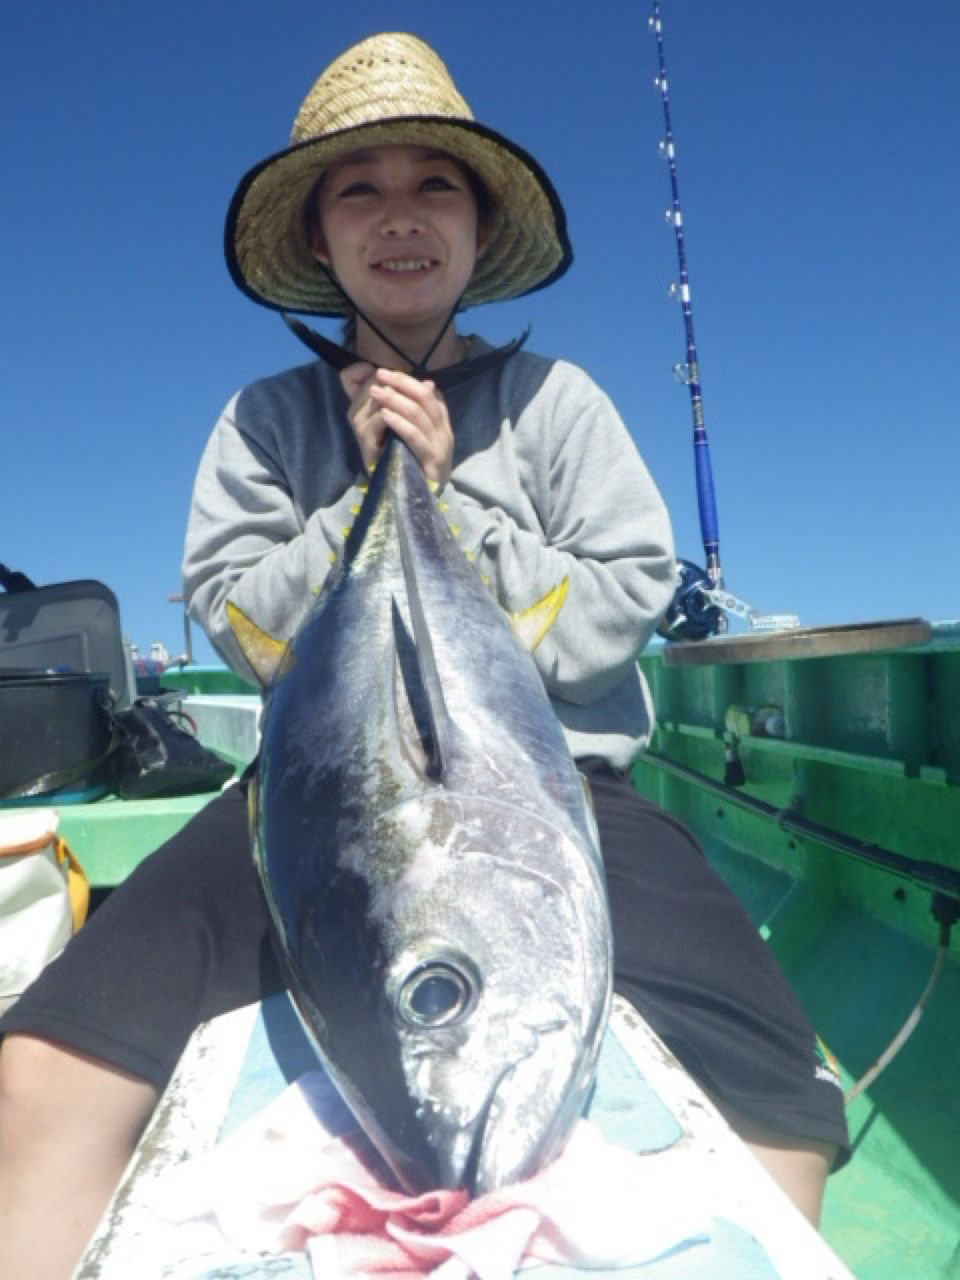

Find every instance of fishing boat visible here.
[29,615,954,1280]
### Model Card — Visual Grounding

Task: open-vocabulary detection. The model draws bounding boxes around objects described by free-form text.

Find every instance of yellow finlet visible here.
[510,578,569,652]
[226,600,296,687]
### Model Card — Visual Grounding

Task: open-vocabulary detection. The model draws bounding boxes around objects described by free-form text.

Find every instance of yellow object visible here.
[510,578,569,652]
[56,838,89,932]
[226,600,296,687]
[1,809,90,1014]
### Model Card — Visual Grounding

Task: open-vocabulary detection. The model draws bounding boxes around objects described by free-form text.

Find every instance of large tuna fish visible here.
[229,434,612,1195]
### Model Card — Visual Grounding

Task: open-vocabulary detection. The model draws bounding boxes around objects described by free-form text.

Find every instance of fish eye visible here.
[397,962,474,1028]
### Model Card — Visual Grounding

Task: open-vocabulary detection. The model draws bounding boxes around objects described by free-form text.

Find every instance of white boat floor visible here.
[77,994,854,1280]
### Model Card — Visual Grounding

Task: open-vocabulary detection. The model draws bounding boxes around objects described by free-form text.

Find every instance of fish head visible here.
[303,790,612,1196]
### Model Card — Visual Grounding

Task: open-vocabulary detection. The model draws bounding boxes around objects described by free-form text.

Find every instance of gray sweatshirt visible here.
[182,338,675,769]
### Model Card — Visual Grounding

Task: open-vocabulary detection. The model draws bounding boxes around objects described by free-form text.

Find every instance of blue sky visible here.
[3,1,957,664]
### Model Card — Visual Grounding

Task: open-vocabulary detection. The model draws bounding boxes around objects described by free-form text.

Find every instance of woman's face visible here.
[311,145,487,340]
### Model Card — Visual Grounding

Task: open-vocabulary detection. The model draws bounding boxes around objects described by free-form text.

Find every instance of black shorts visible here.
[579,761,849,1163]
[0,761,849,1161]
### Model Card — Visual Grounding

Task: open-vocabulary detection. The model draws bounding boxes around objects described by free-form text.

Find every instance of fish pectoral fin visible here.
[226,600,295,687]
[509,578,569,652]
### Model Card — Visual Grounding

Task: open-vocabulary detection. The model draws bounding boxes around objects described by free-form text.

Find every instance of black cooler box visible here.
[0,578,133,803]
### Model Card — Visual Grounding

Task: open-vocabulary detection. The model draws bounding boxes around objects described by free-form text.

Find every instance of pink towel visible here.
[156,1070,716,1279]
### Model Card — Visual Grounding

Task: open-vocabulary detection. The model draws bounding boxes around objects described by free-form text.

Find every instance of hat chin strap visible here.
[282,259,531,391]
[283,311,530,392]
[311,260,461,377]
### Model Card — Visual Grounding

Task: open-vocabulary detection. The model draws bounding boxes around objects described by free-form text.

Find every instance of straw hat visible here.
[225,32,572,316]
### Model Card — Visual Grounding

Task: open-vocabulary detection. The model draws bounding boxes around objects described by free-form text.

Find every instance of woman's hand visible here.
[341,363,454,488]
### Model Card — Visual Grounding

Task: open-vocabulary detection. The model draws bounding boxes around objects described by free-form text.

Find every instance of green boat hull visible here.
[632,621,960,1279]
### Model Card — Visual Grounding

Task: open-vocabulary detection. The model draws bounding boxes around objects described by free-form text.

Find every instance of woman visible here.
[0,33,848,1279]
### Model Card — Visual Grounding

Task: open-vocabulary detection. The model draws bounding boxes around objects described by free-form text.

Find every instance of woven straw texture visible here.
[227,33,570,315]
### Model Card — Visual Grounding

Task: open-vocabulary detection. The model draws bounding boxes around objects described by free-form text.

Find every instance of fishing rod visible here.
[649,4,797,640]
[650,5,720,576]
[649,2,724,640]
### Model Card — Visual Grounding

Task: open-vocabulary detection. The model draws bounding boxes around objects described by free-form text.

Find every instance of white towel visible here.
[153,1070,721,1279]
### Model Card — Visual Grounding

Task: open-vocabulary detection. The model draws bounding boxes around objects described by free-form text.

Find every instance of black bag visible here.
[0,564,133,803]
[108,699,234,800]
[1,564,233,802]
[0,568,132,709]
[0,669,116,802]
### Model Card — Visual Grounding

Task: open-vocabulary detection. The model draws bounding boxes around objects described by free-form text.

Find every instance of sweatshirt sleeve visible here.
[437,365,675,705]
[181,392,364,682]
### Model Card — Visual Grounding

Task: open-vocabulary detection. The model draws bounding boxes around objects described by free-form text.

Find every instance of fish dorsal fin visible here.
[510,578,569,652]
[226,600,295,688]
[394,479,454,782]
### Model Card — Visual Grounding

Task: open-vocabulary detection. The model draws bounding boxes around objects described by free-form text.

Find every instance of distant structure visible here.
[150,641,171,667]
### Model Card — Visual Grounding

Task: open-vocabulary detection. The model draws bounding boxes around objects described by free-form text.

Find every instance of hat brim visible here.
[225,117,572,317]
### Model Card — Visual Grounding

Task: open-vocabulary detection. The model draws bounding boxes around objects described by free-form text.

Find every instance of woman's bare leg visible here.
[719,1099,837,1226]
[0,1033,158,1280]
